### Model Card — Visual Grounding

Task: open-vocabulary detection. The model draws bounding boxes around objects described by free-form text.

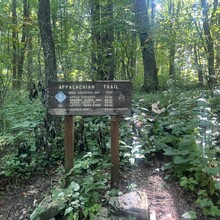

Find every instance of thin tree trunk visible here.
[101,0,115,80]
[27,34,33,88]
[201,0,216,85]
[151,0,156,24]
[37,0,59,161]
[90,0,101,79]
[169,43,176,78]
[17,0,30,90]
[26,0,33,88]
[130,33,137,81]
[168,1,181,79]
[38,0,57,83]
[133,0,158,92]
[212,0,220,77]
[90,0,115,80]
[12,0,17,89]
[194,43,203,86]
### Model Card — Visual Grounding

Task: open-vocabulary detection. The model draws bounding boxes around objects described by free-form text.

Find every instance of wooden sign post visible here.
[111,115,120,186]
[48,81,132,186]
[64,115,74,173]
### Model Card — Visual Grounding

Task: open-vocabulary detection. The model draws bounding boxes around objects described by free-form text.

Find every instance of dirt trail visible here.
[0,157,206,220]
[119,158,201,220]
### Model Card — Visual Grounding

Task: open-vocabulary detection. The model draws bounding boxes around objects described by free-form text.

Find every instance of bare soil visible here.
[0,156,212,220]
[119,156,207,220]
[0,171,61,220]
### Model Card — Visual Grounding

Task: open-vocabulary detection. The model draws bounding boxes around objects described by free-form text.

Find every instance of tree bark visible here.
[194,43,204,86]
[201,0,216,85]
[212,0,220,77]
[38,0,57,83]
[27,33,33,88]
[101,0,115,80]
[37,0,59,160]
[90,0,115,80]
[133,0,158,92]
[12,0,18,89]
[90,0,102,79]
[168,1,181,79]
[17,0,30,90]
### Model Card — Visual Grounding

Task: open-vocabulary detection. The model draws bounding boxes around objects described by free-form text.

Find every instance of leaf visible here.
[129,158,135,164]
[155,142,169,150]
[174,155,190,164]
[208,205,220,216]
[159,135,176,144]
[182,211,197,219]
[163,147,178,156]
[85,185,94,193]
[204,166,220,175]
[179,150,190,156]
[64,207,73,216]
[92,191,100,202]
[178,137,195,149]
[215,182,220,191]
[164,175,170,180]
[69,181,80,191]
[83,208,89,218]
[73,212,80,220]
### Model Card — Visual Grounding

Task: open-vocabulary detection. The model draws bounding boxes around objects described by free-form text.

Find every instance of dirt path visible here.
[0,157,207,220]
[119,157,202,220]
[0,172,60,220]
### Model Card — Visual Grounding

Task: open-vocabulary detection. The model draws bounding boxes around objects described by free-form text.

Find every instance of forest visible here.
[0,0,220,219]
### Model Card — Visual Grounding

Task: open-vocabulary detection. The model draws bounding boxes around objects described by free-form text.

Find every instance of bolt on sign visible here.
[48,81,132,116]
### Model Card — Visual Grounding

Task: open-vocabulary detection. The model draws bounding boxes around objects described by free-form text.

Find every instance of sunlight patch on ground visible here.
[146,175,180,220]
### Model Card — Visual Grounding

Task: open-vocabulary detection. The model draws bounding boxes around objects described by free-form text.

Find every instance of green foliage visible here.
[180,176,198,191]
[0,153,22,177]
[0,91,63,179]
[196,190,220,217]
[34,152,111,219]
[131,89,220,217]
[2,87,220,219]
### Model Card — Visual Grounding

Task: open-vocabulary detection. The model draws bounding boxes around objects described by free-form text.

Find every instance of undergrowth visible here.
[131,88,220,218]
[1,88,220,219]
[0,91,63,179]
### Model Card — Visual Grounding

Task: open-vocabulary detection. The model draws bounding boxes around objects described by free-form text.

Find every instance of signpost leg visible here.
[64,115,74,173]
[111,115,120,187]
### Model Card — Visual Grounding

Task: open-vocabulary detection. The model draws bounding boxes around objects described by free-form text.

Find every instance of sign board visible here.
[48,81,132,116]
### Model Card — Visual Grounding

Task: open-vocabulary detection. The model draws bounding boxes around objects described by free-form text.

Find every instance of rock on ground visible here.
[108,191,149,220]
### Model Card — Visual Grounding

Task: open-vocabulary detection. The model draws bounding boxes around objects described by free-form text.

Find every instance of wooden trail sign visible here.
[48,81,132,186]
[48,81,131,116]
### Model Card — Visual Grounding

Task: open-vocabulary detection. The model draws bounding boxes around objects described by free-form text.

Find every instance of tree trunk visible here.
[169,43,176,78]
[151,0,156,24]
[90,0,115,80]
[90,0,102,79]
[194,43,203,86]
[27,33,33,88]
[130,33,137,80]
[38,0,57,83]
[17,0,30,90]
[101,0,115,80]
[12,0,18,89]
[37,0,59,161]
[212,0,220,78]
[201,0,216,86]
[168,1,181,79]
[133,0,158,92]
